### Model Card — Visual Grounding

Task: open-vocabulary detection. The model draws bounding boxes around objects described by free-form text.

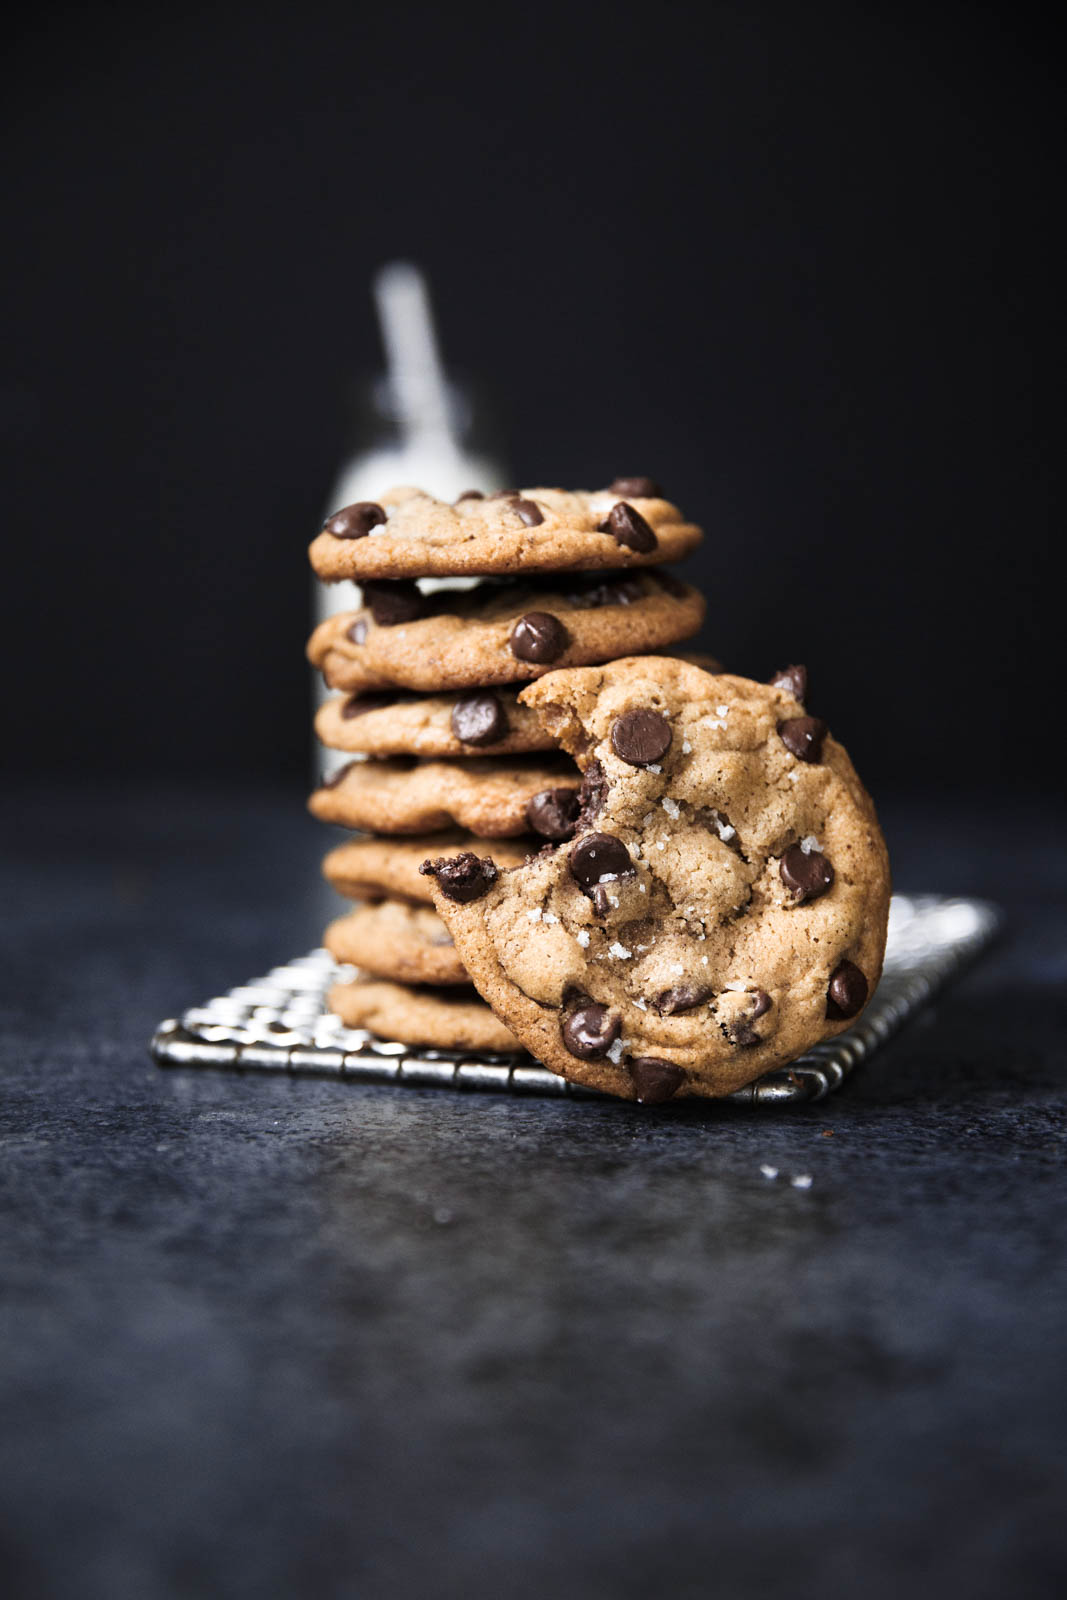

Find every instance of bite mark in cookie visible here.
[422,658,890,1102]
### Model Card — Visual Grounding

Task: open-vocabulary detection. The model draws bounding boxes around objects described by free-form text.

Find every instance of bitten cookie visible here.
[422,657,890,1104]
[310,481,701,580]
[307,571,705,696]
[323,901,467,986]
[315,686,555,758]
[308,756,582,838]
[323,831,535,903]
[328,977,523,1053]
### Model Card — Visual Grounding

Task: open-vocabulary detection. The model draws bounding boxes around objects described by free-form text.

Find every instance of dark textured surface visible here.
[2,788,1065,1600]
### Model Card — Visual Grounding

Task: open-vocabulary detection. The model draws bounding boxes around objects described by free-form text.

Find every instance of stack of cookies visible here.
[307,480,707,1057]
[307,480,891,1104]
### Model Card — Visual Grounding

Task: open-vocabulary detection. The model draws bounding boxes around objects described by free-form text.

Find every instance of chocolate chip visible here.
[455,489,484,501]
[826,960,868,1019]
[322,502,386,539]
[778,716,827,763]
[561,1003,620,1059]
[346,618,368,645]
[512,498,544,526]
[650,570,688,598]
[729,989,773,1046]
[362,580,425,626]
[322,761,357,789]
[610,709,672,767]
[487,489,519,500]
[509,611,569,664]
[567,574,645,609]
[651,984,713,1015]
[419,851,498,904]
[591,884,613,918]
[628,1057,685,1104]
[569,832,634,889]
[779,845,835,903]
[450,692,508,747]
[526,787,581,840]
[609,476,662,499]
[341,692,396,719]
[770,664,808,703]
[598,501,658,553]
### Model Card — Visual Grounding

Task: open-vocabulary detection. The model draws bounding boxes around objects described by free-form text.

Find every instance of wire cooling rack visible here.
[150,894,999,1106]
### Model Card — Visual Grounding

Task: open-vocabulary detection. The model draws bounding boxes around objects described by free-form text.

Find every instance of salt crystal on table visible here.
[791,1174,813,1189]
[760,1164,779,1180]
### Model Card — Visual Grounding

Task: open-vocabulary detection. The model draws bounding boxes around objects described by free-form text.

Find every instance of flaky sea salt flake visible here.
[609,942,632,960]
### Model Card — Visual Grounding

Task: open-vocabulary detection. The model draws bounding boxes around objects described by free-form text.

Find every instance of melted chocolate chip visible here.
[628,1057,685,1104]
[826,960,868,1019]
[650,570,688,598]
[455,489,484,501]
[779,844,835,903]
[609,476,662,499]
[770,664,808,703]
[561,1004,620,1059]
[341,692,396,719]
[362,580,426,626]
[729,990,773,1046]
[346,618,368,646]
[512,498,544,526]
[566,574,645,609]
[651,984,713,1016]
[450,692,508,746]
[322,502,386,539]
[526,787,582,841]
[322,761,357,789]
[509,611,569,664]
[599,501,658,553]
[419,852,498,904]
[591,884,613,919]
[778,716,827,763]
[610,709,672,767]
[569,832,634,889]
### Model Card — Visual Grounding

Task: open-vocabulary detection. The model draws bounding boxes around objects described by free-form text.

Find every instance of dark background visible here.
[3,0,1060,794]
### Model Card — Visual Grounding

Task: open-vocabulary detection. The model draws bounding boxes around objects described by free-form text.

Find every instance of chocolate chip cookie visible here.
[327,977,523,1053]
[315,686,555,758]
[323,901,468,986]
[422,657,890,1102]
[307,571,705,696]
[323,831,534,903]
[310,482,701,581]
[308,755,582,838]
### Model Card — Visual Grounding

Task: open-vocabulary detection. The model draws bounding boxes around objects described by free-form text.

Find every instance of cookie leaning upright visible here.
[309,479,702,580]
[422,657,890,1103]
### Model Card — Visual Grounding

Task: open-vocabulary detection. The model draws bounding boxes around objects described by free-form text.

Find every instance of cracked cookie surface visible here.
[310,483,702,580]
[327,977,523,1053]
[323,901,467,986]
[307,571,704,695]
[423,657,890,1102]
[308,756,581,837]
